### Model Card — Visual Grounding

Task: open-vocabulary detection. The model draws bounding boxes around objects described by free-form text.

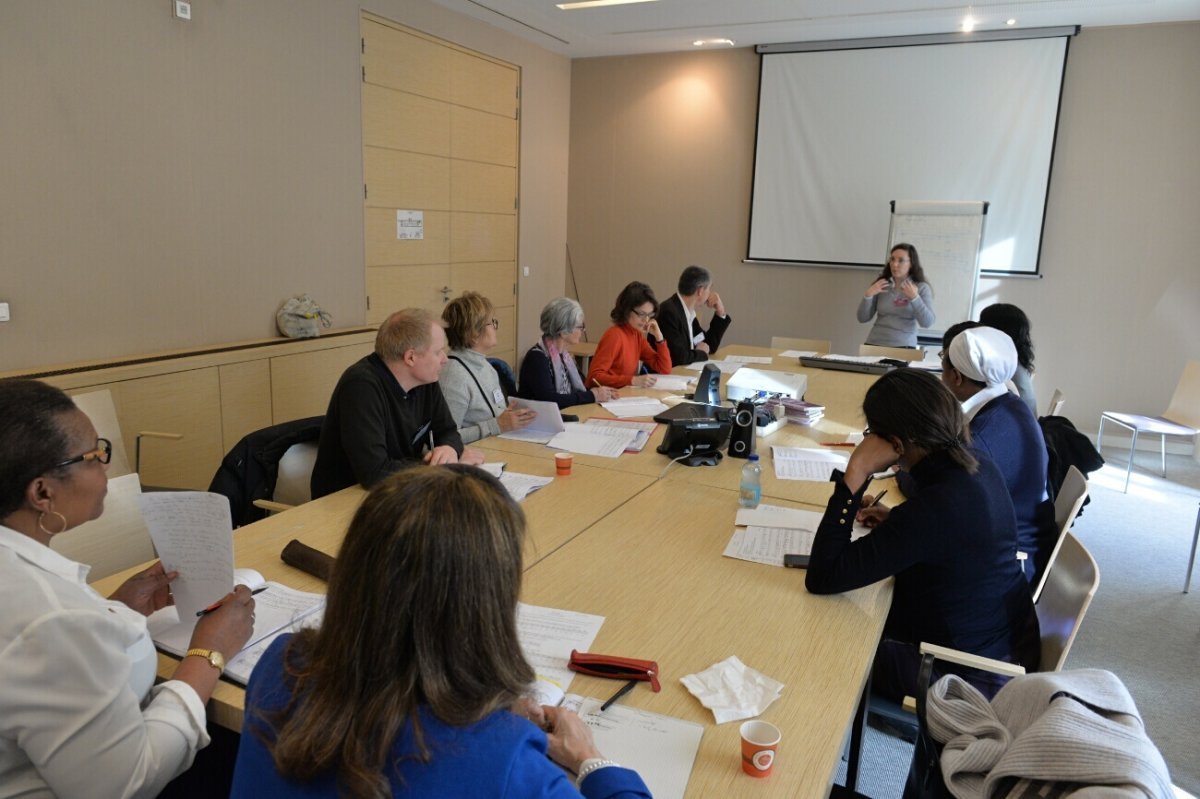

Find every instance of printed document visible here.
[722,354,773,364]
[584,418,657,452]
[599,397,670,419]
[548,427,638,457]
[771,446,849,481]
[778,349,818,358]
[517,602,604,691]
[724,526,817,565]
[498,470,554,502]
[646,374,695,392]
[500,397,566,443]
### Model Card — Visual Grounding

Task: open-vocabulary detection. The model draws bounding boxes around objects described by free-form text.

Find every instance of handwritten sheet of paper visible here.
[224,607,326,685]
[770,446,849,481]
[724,526,816,565]
[548,428,637,457]
[498,471,554,502]
[735,503,825,530]
[516,602,604,691]
[139,492,235,618]
[683,360,742,374]
[778,349,818,358]
[584,419,657,452]
[563,695,704,799]
[722,355,773,364]
[477,462,505,477]
[647,374,695,392]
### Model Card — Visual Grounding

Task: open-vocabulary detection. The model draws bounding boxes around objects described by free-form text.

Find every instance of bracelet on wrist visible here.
[576,758,619,787]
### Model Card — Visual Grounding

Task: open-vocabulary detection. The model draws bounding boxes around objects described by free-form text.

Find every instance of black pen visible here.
[867,489,889,508]
[196,584,268,617]
[600,679,638,712]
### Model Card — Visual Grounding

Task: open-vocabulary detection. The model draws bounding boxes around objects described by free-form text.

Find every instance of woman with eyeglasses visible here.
[804,370,1038,702]
[440,292,535,443]
[232,465,651,798]
[0,379,255,797]
[857,243,935,348]
[585,281,672,389]
[518,297,620,408]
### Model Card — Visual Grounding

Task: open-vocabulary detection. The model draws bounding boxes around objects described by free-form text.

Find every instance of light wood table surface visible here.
[520,479,893,797]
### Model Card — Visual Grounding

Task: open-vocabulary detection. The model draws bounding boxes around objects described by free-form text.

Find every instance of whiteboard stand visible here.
[887,200,988,345]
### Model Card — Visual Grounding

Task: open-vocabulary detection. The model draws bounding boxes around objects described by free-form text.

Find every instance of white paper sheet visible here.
[547,428,638,457]
[583,419,657,452]
[224,607,325,685]
[516,602,604,691]
[477,462,505,477]
[563,695,704,799]
[724,526,816,565]
[500,397,566,443]
[770,446,849,481]
[735,503,825,530]
[822,353,884,363]
[721,355,773,364]
[778,349,818,358]
[498,470,554,502]
[645,374,695,392]
[682,360,743,373]
[599,397,670,419]
[139,492,235,618]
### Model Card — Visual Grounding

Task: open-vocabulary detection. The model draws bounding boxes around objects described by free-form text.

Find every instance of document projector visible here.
[725,368,807,404]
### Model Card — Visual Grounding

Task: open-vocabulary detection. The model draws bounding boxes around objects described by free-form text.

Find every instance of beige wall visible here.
[0,0,570,372]
[568,23,1200,435]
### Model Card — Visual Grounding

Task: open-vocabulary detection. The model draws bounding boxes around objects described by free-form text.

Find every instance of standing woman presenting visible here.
[857,243,935,348]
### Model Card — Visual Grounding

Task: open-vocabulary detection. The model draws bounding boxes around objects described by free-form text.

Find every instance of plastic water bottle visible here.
[739,453,762,509]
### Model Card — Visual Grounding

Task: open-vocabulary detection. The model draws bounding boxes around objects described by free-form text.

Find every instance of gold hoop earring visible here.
[38,510,68,536]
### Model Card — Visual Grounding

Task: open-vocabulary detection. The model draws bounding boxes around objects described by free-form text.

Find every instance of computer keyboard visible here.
[798,356,896,375]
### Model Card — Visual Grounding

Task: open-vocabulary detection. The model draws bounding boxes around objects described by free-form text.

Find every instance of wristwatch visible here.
[184,648,226,674]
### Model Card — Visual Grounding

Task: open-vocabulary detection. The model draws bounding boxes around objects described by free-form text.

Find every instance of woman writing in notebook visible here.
[519,297,620,408]
[0,379,255,798]
[586,281,672,389]
[233,465,651,798]
[804,370,1038,702]
[856,243,936,348]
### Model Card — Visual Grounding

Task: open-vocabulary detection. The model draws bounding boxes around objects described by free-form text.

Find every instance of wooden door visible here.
[361,14,519,364]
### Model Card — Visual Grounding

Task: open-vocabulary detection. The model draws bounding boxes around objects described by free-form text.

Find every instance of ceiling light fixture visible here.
[961,15,977,32]
[693,38,735,47]
[556,0,659,9]
[1006,18,1017,26]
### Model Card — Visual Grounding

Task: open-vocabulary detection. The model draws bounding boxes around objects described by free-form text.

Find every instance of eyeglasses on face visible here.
[633,310,655,320]
[50,438,112,471]
[574,323,587,331]
[486,318,500,330]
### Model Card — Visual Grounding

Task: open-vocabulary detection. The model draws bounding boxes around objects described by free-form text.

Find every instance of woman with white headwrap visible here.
[940,323,1057,585]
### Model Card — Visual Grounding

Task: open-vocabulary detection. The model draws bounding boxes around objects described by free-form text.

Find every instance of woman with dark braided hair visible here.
[805,370,1039,701]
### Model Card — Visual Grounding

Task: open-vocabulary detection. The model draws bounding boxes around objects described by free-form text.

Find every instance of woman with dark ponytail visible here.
[805,370,1039,701]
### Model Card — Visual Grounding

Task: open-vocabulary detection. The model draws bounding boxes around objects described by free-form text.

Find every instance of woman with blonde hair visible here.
[233,466,651,798]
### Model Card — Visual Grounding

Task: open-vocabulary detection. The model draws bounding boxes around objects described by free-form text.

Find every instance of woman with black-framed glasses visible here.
[585,281,672,389]
[0,379,256,797]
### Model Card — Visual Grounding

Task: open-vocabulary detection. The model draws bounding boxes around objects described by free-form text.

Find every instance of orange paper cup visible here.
[739,720,781,778]
[554,452,573,476]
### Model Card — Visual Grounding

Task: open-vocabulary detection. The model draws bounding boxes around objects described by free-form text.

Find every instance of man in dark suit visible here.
[656,265,732,366]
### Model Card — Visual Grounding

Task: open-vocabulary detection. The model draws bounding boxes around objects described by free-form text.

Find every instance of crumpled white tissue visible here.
[679,655,784,724]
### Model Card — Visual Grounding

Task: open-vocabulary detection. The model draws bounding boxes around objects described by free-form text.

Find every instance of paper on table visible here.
[476,462,505,477]
[584,418,657,452]
[139,492,234,618]
[680,655,784,724]
[224,606,326,685]
[724,526,817,565]
[563,695,704,799]
[822,353,884,363]
[845,432,865,445]
[682,360,742,374]
[547,428,637,457]
[500,397,566,443]
[646,374,695,392]
[735,503,824,529]
[516,602,604,691]
[722,354,773,364]
[599,397,669,419]
[149,578,325,659]
[498,470,554,502]
[771,446,849,481]
[778,349,818,358]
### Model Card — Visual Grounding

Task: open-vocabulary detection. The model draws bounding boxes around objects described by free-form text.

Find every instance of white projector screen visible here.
[748,36,1069,274]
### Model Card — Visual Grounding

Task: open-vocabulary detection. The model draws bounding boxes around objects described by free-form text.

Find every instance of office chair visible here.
[1045,388,1066,417]
[1097,360,1200,492]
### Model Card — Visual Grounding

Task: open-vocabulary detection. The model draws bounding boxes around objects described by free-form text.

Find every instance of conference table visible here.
[95,344,896,797]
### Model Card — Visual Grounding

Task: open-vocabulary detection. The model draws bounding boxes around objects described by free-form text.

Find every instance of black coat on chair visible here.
[208,416,323,528]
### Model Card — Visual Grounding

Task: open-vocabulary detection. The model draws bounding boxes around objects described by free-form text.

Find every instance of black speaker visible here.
[728,400,756,459]
[692,362,721,405]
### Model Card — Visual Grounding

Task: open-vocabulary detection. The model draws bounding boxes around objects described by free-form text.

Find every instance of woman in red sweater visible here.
[586,281,672,388]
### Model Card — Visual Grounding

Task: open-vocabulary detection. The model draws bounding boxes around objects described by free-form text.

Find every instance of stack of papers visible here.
[599,396,670,419]
[778,397,825,425]
[548,423,639,457]
[770,446,848,481]
[583,418,657,452]
[682,360,743,374]
[645,374,695,392]
[821,353,884,363]
[723,503,872,567]
[778,349,817,358]
[498,398,566,444]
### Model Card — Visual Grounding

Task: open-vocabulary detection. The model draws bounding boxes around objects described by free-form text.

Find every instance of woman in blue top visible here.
[856,243,936,348]
[232,466,651,798]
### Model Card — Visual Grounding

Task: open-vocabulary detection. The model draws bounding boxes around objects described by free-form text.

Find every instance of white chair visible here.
[70,389,182,477]
[1031,466,1090,603]
[1097,360,1200,493]
[252,441,319,514]
[770,336,831,354]
[50,473,155,580]
[1046,387,1065,417]
[859,343,927,362]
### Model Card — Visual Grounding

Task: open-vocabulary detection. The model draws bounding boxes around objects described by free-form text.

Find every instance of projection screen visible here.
[748,34,1071,274]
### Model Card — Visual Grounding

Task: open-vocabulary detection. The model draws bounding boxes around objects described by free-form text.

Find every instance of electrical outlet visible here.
[522,266,530,277]
[0,302,10,322]
[174,0,191,20]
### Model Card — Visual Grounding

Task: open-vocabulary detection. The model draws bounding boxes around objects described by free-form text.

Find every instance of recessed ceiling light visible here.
[557,0,659,9]
[693,38,735,47]
[961,15,976,32]
[1006,18,1017,26]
